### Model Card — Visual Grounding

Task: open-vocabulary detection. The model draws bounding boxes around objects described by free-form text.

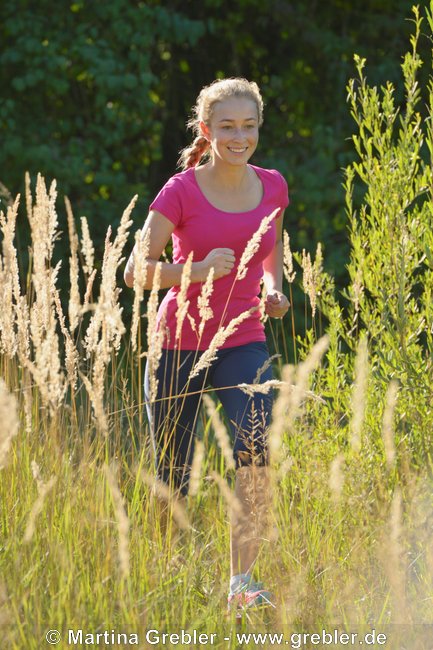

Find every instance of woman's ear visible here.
[199,121,210,141]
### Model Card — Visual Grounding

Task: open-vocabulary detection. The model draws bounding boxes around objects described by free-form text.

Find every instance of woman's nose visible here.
[232,127,246,139]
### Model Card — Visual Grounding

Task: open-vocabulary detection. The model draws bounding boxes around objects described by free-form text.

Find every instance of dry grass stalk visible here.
[146,261,166,403]
[381,487,410,623]
[28,272,66,410]
[288,334,330,423]
[238,379,326,404]
[232,465,273,564]
[80,216,95,276]
[64,196,81,335]
[84,195,136,359]
[188,439,204,497]
[20,356,61,412]
[81,372,109,435]
[236,209,279,281]
[0,379,19,470]
[277,456,294,483]
[104,463,130,579]
[30,292,65,407]
[268,336,329,469]
[189,306,259,378]
[0,196,30,358]
[81,198,136,426]
[276,567,309,628]
[53,291,79,390]
[210,470,242,516]
[283,230,296,283]
[175,251,193,343]
[239,379,284,396]
[31,459,44,492]
[329,453,345,502]
[197,266,215,339]
[83,227,120,357]
[0,193,30,360]
[141,470,190,529]
[0,196,23,358]
[83,269,97,311]
[15,295,30,361]
[0,258,16,357]
[350,335,368,452]
[24,175,66,410]
[301,243,323,318]
[301,249,314,315]
[187,313,197,335]
[0,195,20,270]
[93,332,111,404]
[21,367,33,435]
[23,471,57,543]
[202,393,235,471]
[268,364,295,467]
[253,353,280,383]
[131,228,150,351]
[382,380,398,470]
[28,174,58,269]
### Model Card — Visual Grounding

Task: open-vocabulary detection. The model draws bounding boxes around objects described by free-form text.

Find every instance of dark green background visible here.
[0,0,421,332]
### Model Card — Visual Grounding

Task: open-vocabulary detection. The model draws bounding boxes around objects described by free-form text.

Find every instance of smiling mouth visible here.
[228,147,248,153]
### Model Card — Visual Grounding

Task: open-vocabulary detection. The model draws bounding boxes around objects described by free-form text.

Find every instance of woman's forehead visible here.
[211,96,258,122]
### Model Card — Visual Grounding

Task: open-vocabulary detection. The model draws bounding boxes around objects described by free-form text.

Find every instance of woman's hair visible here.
[177,77,264,170]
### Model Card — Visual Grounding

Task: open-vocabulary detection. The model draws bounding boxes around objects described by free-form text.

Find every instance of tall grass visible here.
[1,6,433,649]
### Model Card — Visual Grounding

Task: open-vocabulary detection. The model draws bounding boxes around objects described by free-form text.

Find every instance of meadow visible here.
[1,7,433,650]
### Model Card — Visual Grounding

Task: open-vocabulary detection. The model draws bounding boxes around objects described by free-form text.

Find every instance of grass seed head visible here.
[131,228,151,351]
[236,209,279,281]
[283,230,296,283]
[0,379,19,470]
[80,216,95,276]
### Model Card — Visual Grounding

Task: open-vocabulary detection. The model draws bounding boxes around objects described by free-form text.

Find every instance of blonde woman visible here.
[124,78,289,614]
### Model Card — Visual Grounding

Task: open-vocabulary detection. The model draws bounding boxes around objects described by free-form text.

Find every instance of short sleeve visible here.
[280,173,290,210]
[272,170,289,219]
[149,175,184,227]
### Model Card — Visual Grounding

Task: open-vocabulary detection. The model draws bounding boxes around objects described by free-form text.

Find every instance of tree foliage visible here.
[0,1,204,246]
[0,0,421,297]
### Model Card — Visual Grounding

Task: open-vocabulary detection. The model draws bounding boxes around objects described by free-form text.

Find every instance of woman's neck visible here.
[204,159,251,190]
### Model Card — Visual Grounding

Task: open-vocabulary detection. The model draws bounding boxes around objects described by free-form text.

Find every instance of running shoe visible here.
[227,573,275,614]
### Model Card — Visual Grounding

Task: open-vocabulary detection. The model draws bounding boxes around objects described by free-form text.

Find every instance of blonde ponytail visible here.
[177,135,210,170]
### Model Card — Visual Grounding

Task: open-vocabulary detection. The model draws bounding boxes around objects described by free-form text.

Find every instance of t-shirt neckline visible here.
[191,164,265,214]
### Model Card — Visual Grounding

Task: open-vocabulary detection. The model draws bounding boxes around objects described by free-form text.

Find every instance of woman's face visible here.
[201,96,260,166]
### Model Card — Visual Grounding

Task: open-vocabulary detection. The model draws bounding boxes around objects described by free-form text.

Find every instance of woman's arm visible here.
[262,210,290,318]
[124,210,235,290]
[124,210,202,290]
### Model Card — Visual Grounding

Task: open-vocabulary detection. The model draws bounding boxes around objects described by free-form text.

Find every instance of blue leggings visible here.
[144,341,274,495]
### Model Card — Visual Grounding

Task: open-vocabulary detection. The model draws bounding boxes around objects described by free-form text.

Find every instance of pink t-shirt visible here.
[149,164,289,350]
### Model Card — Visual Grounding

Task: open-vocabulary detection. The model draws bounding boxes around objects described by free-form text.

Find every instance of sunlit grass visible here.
[1,6,433,649]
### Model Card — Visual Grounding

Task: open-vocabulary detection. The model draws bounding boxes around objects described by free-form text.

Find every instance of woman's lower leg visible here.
[230,464,272,577]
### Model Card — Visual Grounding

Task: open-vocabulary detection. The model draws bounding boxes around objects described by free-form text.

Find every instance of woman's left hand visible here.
[264,290,290,319]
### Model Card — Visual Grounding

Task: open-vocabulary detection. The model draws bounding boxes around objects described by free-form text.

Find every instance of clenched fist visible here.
[264,290,290,318]
[199,248,236,280]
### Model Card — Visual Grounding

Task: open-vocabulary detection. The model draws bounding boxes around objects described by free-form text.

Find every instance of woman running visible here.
[124,77,289,613]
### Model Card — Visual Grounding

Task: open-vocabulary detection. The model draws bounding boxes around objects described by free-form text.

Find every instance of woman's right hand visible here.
[200,248,236,280]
